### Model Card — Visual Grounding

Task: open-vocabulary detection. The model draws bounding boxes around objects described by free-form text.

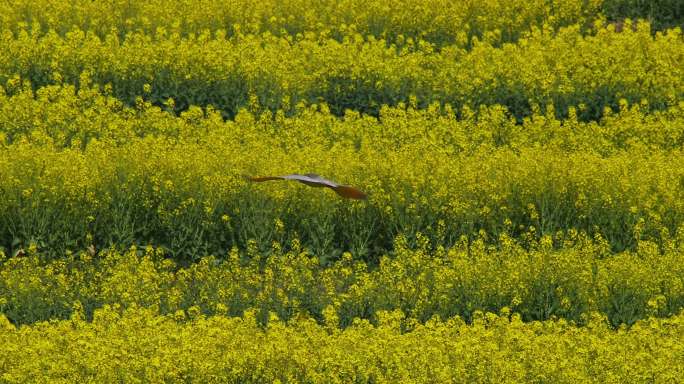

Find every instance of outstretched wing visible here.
[246,174,338,188]
[284,173,339,188]
[245,173,367,200]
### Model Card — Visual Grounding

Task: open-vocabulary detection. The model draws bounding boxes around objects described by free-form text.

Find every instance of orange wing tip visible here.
[334,185,368,200]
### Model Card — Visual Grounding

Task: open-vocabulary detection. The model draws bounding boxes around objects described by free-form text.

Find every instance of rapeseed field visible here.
[0,0,683,382]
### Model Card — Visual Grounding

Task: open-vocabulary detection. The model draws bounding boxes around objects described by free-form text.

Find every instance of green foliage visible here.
[602,0,684,30]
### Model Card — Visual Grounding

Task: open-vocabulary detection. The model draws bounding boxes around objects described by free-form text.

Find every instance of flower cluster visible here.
[2,238,683,327]
[1,304,683,382]
[0,19,681,120]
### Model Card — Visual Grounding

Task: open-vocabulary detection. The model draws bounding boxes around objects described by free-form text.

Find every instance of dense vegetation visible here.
[2,238,684,327]
[0,20,681,120]
[1,0,683,381]
[2,305,684,383]
[2,85,684,261]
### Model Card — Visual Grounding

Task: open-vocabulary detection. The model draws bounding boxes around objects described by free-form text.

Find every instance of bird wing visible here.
[282,173,339,188]
[245,174,337,187]
[245,173,367,199]
[332,185,368,200]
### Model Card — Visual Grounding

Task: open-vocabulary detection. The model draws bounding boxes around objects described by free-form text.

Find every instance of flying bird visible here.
[245,173,368,200]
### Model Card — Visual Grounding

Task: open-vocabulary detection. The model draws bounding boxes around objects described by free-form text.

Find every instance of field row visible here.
[2,237,684,327]
[1,304,682,383]
[4,82,684,153]
[1,22,681,120]
[4,0,682,46]
[2,88,684,260]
